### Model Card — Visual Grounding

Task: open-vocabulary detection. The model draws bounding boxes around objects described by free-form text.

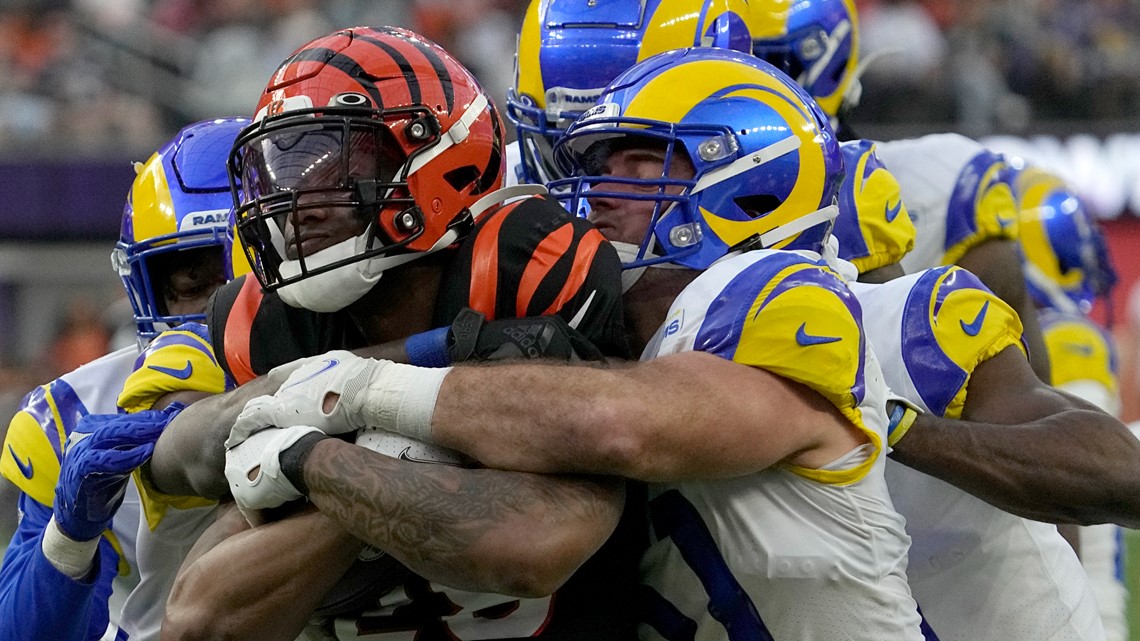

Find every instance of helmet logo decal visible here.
[179,209,231,231]
[545,87,606,119]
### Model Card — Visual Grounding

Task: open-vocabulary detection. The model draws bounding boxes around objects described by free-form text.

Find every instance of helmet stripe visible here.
[356,34,422,105]
[375,28,455,112]
[289,47,385,109]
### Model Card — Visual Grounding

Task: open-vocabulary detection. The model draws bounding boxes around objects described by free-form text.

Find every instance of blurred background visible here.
[0,0,1138,441]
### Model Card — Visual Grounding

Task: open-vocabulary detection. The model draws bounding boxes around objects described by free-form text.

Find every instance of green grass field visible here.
[1127,529,1140,637]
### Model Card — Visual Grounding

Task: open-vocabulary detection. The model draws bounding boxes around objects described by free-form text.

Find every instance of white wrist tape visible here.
[340,363,450,443]
[42,516,99,579]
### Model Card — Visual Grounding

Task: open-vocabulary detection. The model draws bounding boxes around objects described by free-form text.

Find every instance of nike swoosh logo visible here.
[795,322,841,346]
[885,200,902,223]
[282,358,340,391]
[960,300,990,336]
[996,213,1016,229]
[1062,342,1095,357]
[7,444,32,479]
[148,360,193,380]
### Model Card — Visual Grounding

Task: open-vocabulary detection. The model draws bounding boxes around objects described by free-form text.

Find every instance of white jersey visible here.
[1039,310,1130,641]
[1,346,143,641]
[851,269,1105,641]
[875,134,1019,274]
[638,250,924,640]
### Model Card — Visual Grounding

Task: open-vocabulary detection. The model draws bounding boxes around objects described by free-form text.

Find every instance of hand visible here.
[224,424,324,513]
[54,407,179,542]
[228,351,389,448]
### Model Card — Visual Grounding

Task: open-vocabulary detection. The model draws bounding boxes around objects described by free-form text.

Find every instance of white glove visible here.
[224,424,323,512]
[228,351,389,449]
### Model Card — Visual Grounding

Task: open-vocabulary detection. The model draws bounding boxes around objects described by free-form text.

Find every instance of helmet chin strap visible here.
[277,183,548,312]
[611,240,688,294]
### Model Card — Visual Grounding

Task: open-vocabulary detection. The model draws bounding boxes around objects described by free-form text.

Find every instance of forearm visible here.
[890,409,1140,527]
[163,504,361,641]
[430,351,834,481]
[304,439,623,598]
[147,377,275,499]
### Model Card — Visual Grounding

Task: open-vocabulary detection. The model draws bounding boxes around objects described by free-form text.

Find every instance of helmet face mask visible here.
[231,105,426,291]
[115,117,249,343]
[229,27,504,312]
[550,48,844,272]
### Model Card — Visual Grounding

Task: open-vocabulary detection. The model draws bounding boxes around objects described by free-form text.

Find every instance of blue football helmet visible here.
[112,118,249,341]
[1013,165,1116,314]
[550,47,844,270]
[506,0,754,186]
[751,0,860,119]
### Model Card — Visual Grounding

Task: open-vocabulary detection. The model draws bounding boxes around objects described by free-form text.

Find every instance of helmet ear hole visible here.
[734,194,784,220]
[443,165,481,191]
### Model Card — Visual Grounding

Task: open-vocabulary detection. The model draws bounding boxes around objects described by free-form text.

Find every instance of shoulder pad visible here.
[118,325,227,412]
[833,140,915,273]
[943,150,1018,265]
[1040,311,1118,394]
[900,266,1025,417]
[1,380,87,505]
[687,252,868,421]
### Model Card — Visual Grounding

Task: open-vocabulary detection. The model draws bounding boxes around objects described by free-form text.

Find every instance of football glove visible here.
[54,405,182,542]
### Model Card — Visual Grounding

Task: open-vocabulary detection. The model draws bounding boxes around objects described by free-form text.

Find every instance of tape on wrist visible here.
[42,516,100,579]
[352,363,450,443]
[886,400,920,447]
[404,327,452,367]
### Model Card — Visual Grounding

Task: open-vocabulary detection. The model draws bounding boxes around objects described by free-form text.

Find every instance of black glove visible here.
[448,308,606,362]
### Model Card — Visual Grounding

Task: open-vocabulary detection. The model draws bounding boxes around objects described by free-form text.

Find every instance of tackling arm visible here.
[429,350,852,481]
[889,346,1140,527]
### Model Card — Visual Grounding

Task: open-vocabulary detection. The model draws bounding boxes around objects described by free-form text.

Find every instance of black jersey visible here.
[208,194,628,384]
[207,193,641,640]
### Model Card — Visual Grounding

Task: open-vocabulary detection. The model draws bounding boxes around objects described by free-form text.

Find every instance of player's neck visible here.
[622,268,697,355]
[347,255,445,344]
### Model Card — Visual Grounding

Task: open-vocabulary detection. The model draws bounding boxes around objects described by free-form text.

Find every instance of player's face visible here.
[586,145,695,245]
[280,194,369,259]
[156,247,228,318]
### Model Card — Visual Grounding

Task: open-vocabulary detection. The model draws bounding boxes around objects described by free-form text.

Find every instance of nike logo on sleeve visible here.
[795,323,842,346]
[148,361,194,380]
[7,444,32,479]
[960,301,990,337]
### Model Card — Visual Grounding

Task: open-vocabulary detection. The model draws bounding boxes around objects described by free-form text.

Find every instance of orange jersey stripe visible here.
[516,222,575,317]
[467,205,514,317]
[543,228,606,316]
[223,277,263,385]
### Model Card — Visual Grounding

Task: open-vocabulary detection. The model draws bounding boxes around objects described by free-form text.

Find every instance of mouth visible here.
[284,233,330,260]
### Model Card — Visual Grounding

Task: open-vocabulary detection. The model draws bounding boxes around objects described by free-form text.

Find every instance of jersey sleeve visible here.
[207,275,365,384]
[1,383,76,507]
[116,323,228,413]
[899,266,1026,418]
[941,148,1019,266]
[436,194,629,358]
[1040,311,1119,411]
[832,140,916,274]
[0,494,119,641]
[684,252,879,483]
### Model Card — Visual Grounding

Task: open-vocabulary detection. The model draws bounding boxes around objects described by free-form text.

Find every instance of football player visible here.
[155,26,639,641]
[752,0,1052,377]
[0,118,247,641]
[1013,164,1128,641]
[224,48,932,640]
[506,0,917,284]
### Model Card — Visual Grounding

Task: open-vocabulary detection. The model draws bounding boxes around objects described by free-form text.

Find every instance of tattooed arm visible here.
[302,439,625,597]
